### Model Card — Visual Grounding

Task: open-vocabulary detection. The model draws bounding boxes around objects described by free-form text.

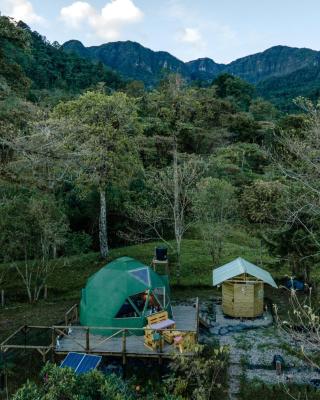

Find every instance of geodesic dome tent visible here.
[80,257,172,333]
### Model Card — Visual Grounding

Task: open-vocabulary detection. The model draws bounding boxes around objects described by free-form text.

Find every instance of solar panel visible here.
[60,352,102,375]
[61,352,84,369]
[129,268,150,286]
[76,354,102,374]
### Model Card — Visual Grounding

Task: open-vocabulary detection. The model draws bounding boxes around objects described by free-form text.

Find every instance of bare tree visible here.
[127,157,205,280]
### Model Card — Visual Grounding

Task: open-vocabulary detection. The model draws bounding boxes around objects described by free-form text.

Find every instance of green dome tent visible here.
[80,257,172,334]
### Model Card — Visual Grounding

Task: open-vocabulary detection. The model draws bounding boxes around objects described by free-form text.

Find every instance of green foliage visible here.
[0,18,123,103]
[193,177,238,264]
[213,73,255,110]
[239,379,320,400]
[64,232,93,256]
[0,190,68,262]
[164,344,228,400]
[0,16,31,97]
[249,98,278,121]
[53,90,142,191]
[240,180,287,224]
[12,363,135,400]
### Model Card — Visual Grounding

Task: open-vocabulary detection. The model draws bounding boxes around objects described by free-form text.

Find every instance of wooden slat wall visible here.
[222,281,264,318]
[222,282,234,315]
[254,282,264,316]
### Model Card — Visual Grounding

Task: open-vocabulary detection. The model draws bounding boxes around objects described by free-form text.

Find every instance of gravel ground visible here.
[198,299,320,392]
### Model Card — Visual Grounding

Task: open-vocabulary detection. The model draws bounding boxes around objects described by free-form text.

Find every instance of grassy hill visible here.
[0,229,280,340]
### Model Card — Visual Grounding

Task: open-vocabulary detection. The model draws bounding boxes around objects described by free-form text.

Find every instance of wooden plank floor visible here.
[56,306,197,357]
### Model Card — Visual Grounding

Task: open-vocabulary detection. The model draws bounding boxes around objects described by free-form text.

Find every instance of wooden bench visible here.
[144,311,176,349]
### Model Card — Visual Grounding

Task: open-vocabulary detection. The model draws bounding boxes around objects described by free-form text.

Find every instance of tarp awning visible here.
[212,257,277,288]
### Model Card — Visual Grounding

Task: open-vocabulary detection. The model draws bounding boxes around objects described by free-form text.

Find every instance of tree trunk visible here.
[176,237,181,282]
[99,187,109,259]
[173,137,181,281]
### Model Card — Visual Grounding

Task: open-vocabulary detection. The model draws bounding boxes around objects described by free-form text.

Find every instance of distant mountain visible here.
[257,63,320,110]
[62,40,320,109]
[186,57,224,81]
[63,40,189,86]
[62,40,320,85]
[225,45,320,84]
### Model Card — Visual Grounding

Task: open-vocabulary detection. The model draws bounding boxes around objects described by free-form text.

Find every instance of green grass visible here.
[0,227,288,341]
[239,378,320,400]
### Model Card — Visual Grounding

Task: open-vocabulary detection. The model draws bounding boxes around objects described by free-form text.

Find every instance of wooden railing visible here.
[64,304,79,326]
[1,297,200,361]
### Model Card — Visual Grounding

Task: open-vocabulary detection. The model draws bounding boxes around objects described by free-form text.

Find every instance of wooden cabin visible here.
[212,257,277,318]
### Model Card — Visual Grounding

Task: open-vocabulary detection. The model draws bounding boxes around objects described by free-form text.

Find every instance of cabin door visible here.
[233,283,254,317]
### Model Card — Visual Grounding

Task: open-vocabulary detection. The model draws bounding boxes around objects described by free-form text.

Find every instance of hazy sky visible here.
[1,0,319,63]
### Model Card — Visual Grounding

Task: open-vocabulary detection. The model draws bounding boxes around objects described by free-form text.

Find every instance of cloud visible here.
[1,0,45,24]
[60,2,95,28]
[60,0,143,41]
[178,27,203,45]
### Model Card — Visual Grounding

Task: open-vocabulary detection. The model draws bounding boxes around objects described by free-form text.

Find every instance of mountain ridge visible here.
[62,39,320,110]
[62,39,320,85]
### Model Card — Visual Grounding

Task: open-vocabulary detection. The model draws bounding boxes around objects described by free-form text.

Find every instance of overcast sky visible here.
[1,0,320,63]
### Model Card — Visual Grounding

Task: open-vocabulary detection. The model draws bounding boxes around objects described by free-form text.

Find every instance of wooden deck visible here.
[55,305,198,358]
[0,304,199,361]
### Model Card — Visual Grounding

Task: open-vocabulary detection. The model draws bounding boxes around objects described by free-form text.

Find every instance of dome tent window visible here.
[153,287,166,307]
[129,268,150,286]
[145,292,161,315]
[129,292,147,312]
[115,300,138,318]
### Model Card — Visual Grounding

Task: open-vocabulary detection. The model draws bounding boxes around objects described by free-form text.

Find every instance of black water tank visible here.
[155,246,168,261]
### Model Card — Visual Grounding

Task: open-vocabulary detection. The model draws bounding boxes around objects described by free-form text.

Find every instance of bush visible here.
[64,232,93,256]
[12,363,135,400]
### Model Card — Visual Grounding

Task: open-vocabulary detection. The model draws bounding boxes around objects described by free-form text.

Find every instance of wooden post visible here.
[86,328,90,353]
[44,285,48,300]
[122,330,127,365]
[75,305,78,323]
[51,328,55,362]
[1,290,4,307]
[195,297,200,341]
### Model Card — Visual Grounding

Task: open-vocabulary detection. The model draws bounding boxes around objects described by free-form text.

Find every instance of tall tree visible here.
[53,91,141,258]
[127,157,204,279]
[193,177,238,265]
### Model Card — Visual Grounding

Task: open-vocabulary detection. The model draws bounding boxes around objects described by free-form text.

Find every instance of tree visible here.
[0,191,69,302]
[193,177,237,265]
[53,91,141,258]
[0,16,30,97]
[274,290,320,379]
[127,157,204,279]
[273,98,320,277]
[240,180,286,225]
[164,344,228,400]
[12,363,135,400]
[212,73,255,111]
[249,97,278,121]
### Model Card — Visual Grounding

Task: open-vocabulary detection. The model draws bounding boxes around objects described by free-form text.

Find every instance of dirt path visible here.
[219,335,242,400]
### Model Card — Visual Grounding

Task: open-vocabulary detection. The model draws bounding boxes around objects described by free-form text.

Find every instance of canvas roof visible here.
[212,257,278,288]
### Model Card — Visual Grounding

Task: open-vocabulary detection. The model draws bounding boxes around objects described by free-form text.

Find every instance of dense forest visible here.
[2,15,320,399]
[1,15,319,287]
